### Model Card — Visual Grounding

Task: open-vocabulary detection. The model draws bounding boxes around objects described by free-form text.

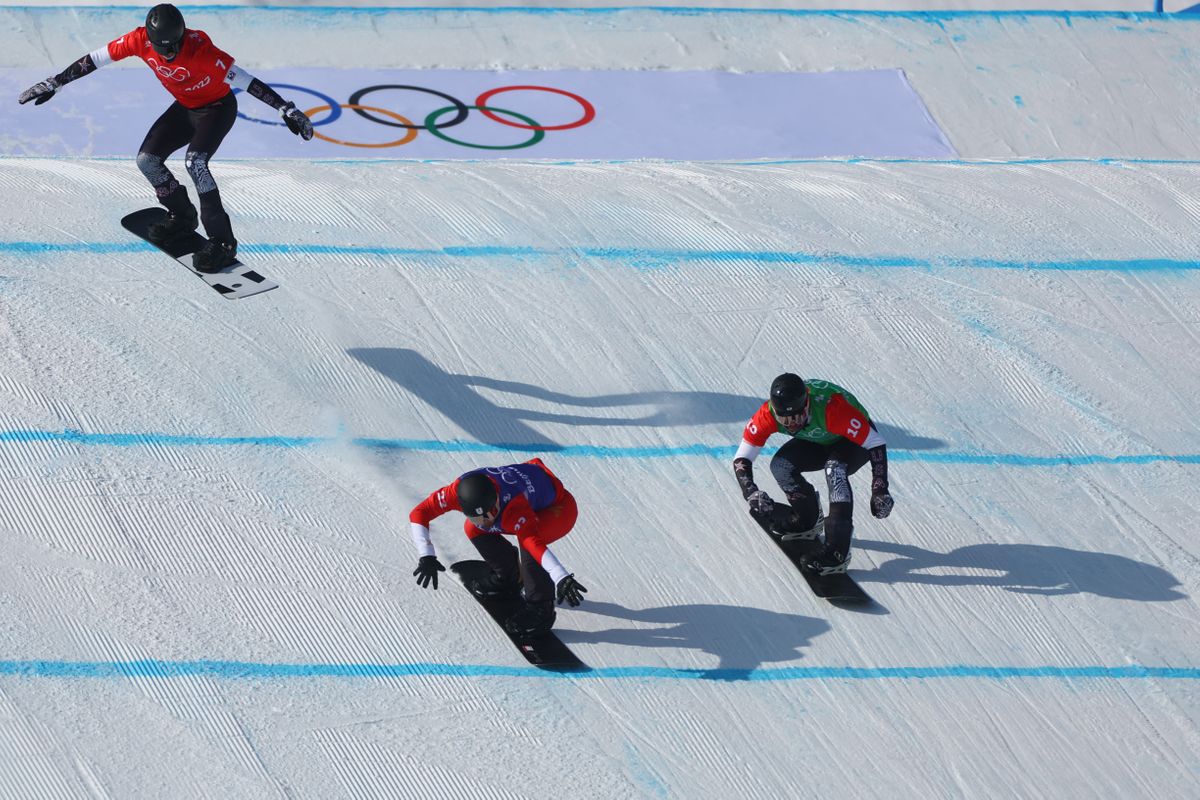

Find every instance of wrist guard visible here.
[869,445,888,493]
[734,457,758,500]
[54,54,97,87]
[247,77,287,110]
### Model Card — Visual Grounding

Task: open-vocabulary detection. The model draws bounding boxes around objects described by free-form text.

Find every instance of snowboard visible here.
[750,511,872,604]
[121,208,278,299]
[450,560,587,673]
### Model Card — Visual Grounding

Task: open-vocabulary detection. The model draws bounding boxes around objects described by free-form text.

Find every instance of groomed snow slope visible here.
[2,6,1200,800]
[5,7,1200,159]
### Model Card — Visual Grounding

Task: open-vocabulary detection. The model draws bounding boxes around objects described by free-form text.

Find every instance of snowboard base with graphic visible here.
[450,560,587,672]
[121,208,277,299]
[751,511,872,604]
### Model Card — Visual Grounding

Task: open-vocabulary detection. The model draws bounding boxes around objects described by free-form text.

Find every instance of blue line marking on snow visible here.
[1,659,1198,682]
[2,428,1198,467]
[625,743,671,798]
[3,242,154,254]
[4,241,1200,272]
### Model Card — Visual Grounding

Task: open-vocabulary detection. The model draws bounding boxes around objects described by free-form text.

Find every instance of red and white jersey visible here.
[94,27,234,109]
[409,475,560,542]
[735,380,885,465]
[408,460,573,583]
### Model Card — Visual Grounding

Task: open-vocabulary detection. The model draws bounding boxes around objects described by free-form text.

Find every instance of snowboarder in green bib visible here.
[733,373,894,575]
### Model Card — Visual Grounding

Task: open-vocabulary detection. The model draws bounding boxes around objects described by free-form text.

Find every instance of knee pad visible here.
[184,150,217,194]
[136,151,177,196]
[136,151,166,181]
[825,459,852,505]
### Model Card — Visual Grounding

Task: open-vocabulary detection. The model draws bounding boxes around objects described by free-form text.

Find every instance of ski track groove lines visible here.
[0,688,71,799]
[3,91,1200,800]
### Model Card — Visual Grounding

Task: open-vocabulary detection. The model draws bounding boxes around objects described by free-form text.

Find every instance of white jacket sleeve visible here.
[409,522,435,558]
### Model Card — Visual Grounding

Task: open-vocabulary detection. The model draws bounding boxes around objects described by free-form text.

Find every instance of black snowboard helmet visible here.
[769,372,809,416]
[457,472,498,517]
[146,4,186,59]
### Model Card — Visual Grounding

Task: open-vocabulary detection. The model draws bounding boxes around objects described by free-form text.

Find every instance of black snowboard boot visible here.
[770,486,822,540]
[467,570,520,600]
[147,202,198,245]
[192,238,238,273]
[504,602,556,638]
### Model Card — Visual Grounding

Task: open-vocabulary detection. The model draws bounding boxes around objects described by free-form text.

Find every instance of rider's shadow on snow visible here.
[856,539,1186,601]
[869,423,944,451]
[348,347,945,451]
[558,600,831,678]
[348,347,753,449]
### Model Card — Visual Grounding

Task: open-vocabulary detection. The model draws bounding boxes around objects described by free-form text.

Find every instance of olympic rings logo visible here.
[147,57,190,82]
[235,83,596,150]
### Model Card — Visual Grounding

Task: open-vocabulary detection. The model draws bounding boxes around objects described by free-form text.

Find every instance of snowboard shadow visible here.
[870,422,945,452]
[348,346,946,451]
[348,347,756,450]
[855,539,1186,601]
[557,600,831,677]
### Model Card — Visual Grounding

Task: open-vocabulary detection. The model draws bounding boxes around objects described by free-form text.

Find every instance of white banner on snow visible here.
[1,68,955,160]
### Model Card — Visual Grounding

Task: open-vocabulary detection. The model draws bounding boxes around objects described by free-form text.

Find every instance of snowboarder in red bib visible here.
[409,458,587,637]
[734,373,895,576]
[17,4,314,273]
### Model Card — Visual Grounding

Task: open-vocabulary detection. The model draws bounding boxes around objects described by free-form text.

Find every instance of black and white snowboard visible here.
[750,511,872,604]
[121,207,278,299]
[450,560,587,672]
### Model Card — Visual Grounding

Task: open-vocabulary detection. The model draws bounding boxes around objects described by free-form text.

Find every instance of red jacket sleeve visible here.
[106,28,144,62]
[498,495,549,560]
[409,479,462,527]
[825,394,872,446]
[741,401,776,447]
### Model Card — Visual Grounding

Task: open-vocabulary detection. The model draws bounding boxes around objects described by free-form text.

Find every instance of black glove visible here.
[19,78,59,106]
[556,574,588,607]
[278,101,314,141]
[870,489,894,519]
[413,555,446,589]
[747,489,774,517]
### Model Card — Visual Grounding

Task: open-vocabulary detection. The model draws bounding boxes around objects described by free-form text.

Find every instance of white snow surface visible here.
[6,6,1200,158]
[3,4,1200,800]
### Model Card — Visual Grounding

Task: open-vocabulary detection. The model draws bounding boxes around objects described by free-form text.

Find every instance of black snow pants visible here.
[135,91,239,245]
[769,436,871,554]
